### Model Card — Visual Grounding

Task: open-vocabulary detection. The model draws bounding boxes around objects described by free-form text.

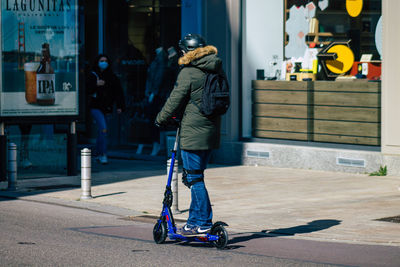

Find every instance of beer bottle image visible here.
[36,43,55,105]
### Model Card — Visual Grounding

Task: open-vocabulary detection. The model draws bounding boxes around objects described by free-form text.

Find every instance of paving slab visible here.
[1,158,400,246]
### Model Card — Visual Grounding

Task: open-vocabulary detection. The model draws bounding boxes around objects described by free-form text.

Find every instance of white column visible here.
[80,148,93,200]
[381,0,400,155]
[242,0,284,137]
[7,143,17,191]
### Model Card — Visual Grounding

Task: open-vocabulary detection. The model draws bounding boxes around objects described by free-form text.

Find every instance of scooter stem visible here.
[166,127,180,188]
[173,128,180,151]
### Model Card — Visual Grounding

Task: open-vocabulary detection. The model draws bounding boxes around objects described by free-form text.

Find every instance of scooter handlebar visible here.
[155,117,180,129]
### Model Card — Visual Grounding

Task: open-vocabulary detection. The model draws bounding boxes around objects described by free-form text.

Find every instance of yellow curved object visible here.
[326,45,355,74]
[346,0,363,17]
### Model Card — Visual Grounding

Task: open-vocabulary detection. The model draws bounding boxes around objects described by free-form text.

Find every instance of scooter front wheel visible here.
[153,221,167,244]
[211,225,228,249]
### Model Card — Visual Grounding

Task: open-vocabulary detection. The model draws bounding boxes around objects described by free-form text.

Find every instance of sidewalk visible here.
[1,156,400,246]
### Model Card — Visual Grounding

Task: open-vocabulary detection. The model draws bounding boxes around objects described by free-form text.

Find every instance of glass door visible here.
[103,0,181,148]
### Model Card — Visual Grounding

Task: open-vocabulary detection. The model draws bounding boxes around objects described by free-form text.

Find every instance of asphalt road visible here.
[1,197,399,266]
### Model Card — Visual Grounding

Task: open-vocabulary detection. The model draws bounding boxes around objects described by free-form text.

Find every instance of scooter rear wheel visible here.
[153,221,167,244]
[211,225,228,249]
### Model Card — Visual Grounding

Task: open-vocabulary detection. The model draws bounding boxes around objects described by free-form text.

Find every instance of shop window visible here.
[285,0,382,63]
[252,1,383,146]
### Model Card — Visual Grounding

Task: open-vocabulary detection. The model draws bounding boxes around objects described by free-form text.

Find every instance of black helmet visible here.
[178,34,206,53]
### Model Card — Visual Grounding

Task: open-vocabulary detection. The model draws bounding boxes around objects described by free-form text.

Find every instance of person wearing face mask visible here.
[86,54,125,164]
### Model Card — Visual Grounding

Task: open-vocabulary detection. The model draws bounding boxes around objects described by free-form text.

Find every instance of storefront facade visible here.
[197,0,400,175]
[2,0,399,177]
[90,0,400,175]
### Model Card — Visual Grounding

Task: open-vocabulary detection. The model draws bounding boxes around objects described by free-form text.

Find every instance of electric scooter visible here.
[152,124,228,249]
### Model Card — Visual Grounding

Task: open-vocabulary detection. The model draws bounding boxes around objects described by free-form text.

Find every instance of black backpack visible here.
[192,69,230,117]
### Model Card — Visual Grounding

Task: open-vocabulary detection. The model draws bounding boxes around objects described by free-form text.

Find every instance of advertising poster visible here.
[0,0,78,117]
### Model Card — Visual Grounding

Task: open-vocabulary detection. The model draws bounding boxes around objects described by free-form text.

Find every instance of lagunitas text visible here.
[5,0,72,12]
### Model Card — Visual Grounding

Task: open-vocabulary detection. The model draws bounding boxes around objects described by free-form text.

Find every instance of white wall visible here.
[203,0,240,142]
[242,0,284,137]
[381,0,400,155]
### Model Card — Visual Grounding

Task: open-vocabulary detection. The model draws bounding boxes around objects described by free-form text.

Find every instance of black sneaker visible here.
[196,226,211,235]
[178,224,196,236]
[178,224,211,236]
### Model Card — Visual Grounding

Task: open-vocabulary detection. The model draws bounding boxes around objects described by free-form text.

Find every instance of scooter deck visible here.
[169,233,219,242]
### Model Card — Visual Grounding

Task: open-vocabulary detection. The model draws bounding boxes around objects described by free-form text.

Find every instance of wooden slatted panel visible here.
[314,81,380,93]
[252,81,310,141]
[312,81,380,145]
[314,92,380,107]
[314,121,380,137]
[253,117,308,133]
[314,134,380,146]
[253,90,308,104]
[252,80,308,90]
[253,104,308,118]
[251,80,381,146]
[314,106,379,122]
[253,130,308,141]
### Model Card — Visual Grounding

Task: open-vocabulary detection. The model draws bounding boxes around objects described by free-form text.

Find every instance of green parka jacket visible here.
[155,45,223,150]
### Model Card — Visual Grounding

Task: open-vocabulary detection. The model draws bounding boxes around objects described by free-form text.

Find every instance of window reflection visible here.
[103,0,181,146]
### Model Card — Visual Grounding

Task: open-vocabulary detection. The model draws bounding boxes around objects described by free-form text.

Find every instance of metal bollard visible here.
[167,158,180,213]
[7,143,17,191]
[80,148,92,200]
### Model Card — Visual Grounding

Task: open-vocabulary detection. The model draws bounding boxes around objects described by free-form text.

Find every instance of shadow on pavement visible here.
[93,192,127,198]
[227,219,342,247]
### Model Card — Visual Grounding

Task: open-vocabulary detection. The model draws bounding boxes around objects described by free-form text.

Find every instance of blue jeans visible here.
[181,149,213,227]
[91,109,107,155]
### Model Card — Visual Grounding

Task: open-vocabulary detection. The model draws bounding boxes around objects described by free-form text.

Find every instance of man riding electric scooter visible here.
[155,33,228,236]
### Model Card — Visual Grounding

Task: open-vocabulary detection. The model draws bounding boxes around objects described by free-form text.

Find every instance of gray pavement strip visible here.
[2,159,400,248]
[0,191,142,218]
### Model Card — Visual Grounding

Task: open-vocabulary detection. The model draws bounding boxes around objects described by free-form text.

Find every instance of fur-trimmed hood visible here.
[178,45,218,66]
[156,46,223,150]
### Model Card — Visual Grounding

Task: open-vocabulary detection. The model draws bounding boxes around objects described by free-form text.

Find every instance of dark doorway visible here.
[87,0,181,152]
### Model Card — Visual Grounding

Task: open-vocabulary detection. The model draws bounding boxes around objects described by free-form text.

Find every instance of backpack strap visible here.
[190,98,202,113]
[186,66,206,113]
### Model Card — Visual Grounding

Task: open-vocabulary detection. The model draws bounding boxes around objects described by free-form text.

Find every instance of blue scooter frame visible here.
[153,126,228,249]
